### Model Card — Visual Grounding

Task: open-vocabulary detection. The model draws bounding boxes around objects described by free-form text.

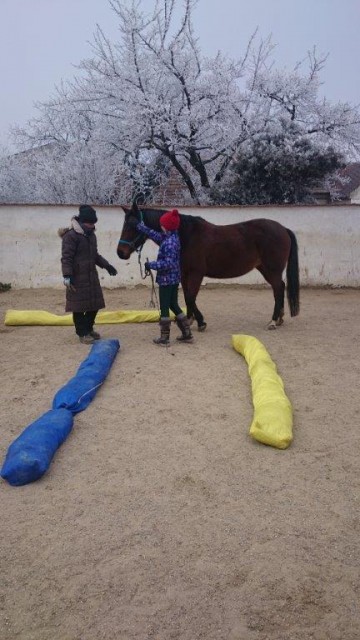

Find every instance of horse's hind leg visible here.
[257,267,285,329]
[271,279,285,328]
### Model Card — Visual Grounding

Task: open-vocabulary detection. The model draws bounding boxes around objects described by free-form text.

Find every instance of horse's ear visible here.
[122,206,131,217]
[132,200,140,215]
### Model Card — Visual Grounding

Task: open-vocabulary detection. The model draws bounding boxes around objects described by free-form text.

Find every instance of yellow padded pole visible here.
[232,334,293,449]
[4,309,171,326]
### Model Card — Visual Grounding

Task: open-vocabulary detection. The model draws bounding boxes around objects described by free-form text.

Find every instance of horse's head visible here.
[117,202,147,260]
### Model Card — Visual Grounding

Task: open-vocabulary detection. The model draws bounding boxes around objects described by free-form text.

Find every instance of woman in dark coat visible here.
[59,204,118,344]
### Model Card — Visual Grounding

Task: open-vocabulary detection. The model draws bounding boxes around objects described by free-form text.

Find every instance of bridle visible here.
[117,233,146,253]
[117,209,146,253]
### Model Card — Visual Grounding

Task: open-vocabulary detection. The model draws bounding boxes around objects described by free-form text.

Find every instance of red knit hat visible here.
[160,209,180,231]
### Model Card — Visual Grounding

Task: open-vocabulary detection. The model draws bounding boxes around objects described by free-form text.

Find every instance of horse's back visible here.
[239,218,289,238]
[195,217,291,249]
[181,216,292,279]
[189,216,289,239]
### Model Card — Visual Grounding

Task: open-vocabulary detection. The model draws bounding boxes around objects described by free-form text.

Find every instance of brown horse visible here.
[117,203,300,330]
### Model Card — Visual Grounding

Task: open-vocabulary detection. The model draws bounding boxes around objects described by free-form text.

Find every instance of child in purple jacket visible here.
[137,209,193,346]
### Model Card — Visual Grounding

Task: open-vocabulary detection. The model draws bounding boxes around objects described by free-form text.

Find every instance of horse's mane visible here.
[125,205,204,223]
[179,213,205,226]
[137,207,205,229]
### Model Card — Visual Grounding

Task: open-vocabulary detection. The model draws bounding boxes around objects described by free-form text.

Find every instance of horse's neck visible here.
[142,209,163,230]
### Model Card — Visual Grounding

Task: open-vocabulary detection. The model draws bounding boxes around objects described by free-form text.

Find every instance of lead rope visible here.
[137,249,160,314]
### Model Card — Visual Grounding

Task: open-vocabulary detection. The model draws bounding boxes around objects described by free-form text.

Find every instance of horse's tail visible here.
[286,228,300,317]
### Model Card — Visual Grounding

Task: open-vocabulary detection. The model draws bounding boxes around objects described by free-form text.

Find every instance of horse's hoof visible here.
[267,321,277,330]
[198,323,207,332]
[276,318,284,326]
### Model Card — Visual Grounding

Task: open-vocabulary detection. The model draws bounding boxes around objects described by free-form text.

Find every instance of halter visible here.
[117,233,145,252]
[117,209,145,252]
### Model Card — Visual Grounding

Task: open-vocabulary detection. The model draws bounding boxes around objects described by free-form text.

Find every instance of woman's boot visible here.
[153,318,171,346]
[175,313,194,343]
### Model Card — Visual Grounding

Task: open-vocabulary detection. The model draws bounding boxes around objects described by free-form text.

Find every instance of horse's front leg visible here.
[181,271,207,331]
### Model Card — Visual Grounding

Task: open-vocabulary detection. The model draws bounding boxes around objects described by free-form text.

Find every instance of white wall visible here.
[351,185,360,204]
[1,203,360,288]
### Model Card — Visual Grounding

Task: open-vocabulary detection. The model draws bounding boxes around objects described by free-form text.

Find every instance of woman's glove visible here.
[63,276,76,291]
[106,264,118,276]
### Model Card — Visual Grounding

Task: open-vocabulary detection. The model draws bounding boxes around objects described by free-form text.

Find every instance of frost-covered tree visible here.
[0,146,34,203]
[0,141,130,204]
[6,0,360,204]
[28,141,126,204]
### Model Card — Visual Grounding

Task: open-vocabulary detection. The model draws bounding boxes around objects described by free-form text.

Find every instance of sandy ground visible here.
[1,284,360,640]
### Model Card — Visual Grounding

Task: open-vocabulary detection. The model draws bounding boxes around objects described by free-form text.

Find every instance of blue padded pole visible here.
[53,339,120,414]
[0,409,74,487]
[1,339,120,486]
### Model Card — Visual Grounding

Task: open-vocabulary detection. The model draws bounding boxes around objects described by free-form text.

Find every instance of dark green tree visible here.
[211,122,344,205]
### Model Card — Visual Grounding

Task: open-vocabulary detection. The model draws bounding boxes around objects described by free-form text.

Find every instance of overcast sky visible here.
[1,0,359,148]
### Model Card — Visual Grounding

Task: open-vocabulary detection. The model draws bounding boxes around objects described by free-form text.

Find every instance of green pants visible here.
[159,284,183,318]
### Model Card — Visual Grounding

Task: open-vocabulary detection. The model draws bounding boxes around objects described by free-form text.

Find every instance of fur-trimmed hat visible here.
[78,204,97,224]
[160,209,180,231]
